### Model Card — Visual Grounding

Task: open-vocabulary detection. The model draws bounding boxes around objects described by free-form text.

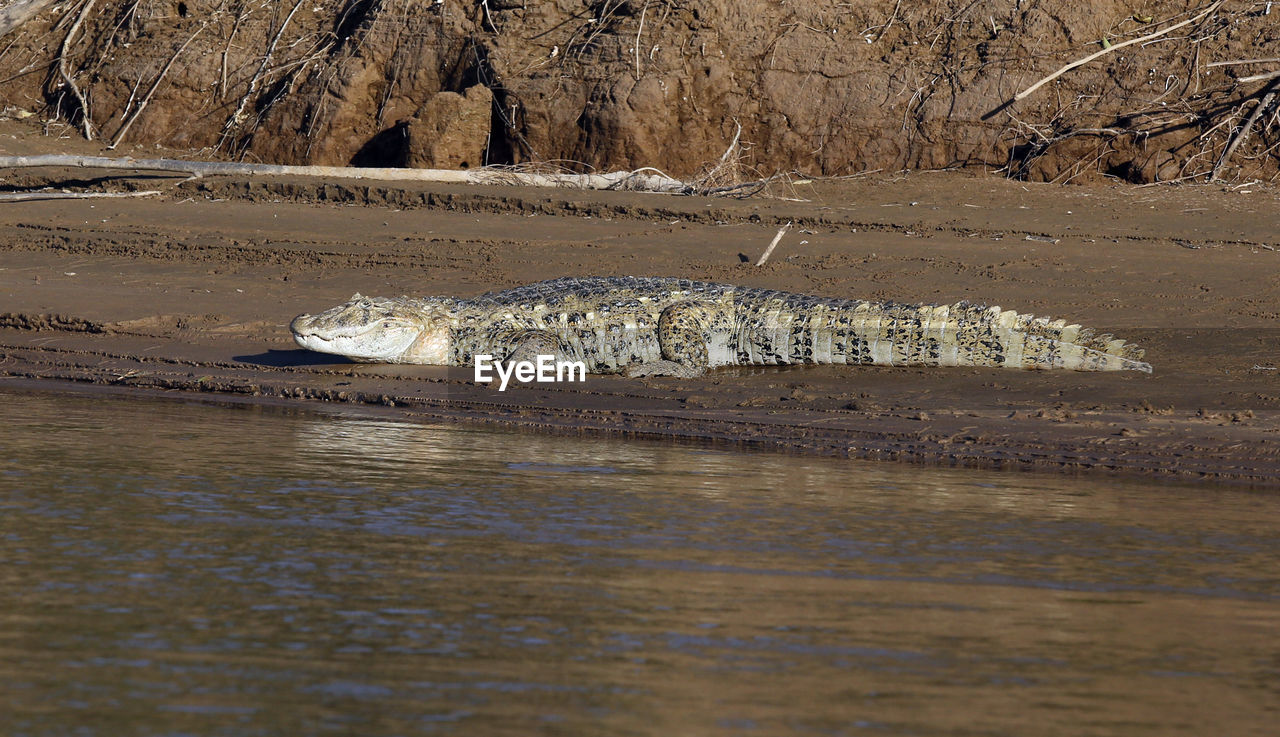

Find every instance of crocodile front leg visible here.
[624,301,711,378]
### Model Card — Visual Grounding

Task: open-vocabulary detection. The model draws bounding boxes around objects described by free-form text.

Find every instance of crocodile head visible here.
[290,294,450,364]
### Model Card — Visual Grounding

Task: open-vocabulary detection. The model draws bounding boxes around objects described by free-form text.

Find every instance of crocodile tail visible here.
[1004,310,1151,372]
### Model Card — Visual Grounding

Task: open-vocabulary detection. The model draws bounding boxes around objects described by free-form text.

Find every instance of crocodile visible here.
[289,276,1152,376]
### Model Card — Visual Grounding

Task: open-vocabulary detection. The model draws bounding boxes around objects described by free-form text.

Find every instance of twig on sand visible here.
[1013,1,1224,102]
[756,221,792,266]
[56,0,97,140]
[700,172,786,197]
[0,189,162,202]
[1210,80,1279,181]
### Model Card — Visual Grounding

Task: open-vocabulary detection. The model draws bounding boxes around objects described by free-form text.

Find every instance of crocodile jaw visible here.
[290,317,414,362]
[292,327,450,363]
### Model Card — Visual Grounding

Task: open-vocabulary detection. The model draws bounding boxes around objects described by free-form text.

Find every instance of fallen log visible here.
[0,0,58,39]
[0,189,161,202]
[0,154,694,193]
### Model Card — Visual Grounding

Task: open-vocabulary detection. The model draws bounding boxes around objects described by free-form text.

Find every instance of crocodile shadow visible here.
[234,349,354,367]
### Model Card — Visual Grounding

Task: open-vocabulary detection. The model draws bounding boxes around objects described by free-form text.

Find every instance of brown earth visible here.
[0,1,1277,183]
[2,120,1279,485]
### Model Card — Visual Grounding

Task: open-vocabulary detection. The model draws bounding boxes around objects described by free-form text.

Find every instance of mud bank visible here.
[1,1,1277,182]
[2,134,1279,483]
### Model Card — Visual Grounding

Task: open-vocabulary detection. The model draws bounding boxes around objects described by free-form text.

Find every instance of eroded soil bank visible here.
[1,1,1278,183]
[2,121,1279,484]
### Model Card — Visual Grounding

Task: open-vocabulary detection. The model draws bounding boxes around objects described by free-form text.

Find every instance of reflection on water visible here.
[1,389,1277,737]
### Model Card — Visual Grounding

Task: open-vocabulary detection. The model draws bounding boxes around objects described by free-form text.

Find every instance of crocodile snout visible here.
[289,313,314,335]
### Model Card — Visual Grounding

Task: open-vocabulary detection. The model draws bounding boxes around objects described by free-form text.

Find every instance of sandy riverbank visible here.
[2,129,1279,483]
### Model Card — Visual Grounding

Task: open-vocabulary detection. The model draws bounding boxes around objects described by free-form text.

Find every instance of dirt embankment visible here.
[0,1,1277,183]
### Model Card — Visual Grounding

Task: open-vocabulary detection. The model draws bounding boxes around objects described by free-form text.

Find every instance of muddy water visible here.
[2,390,1277,737]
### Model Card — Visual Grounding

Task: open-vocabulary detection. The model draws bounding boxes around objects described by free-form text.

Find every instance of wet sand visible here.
[2,145,1279,483]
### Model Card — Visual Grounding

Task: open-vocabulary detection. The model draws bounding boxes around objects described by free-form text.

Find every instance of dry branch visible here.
[1014,1,1225,102]
[871,0,902,43]
[1206,58,1280,68]
[1238,69,1280,85]
[218,0,305,151]
[56,0,97,140]
[110,21,209,149]
[690,120,746,192]
[1210,81,1279,181]
[632,0,647,79]
[700,172,789,197]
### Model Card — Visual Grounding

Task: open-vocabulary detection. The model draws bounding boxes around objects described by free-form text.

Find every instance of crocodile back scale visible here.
[289,276,1152,375]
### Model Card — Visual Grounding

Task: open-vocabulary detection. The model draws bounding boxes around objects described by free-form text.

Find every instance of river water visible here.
[1,388,1277,736]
